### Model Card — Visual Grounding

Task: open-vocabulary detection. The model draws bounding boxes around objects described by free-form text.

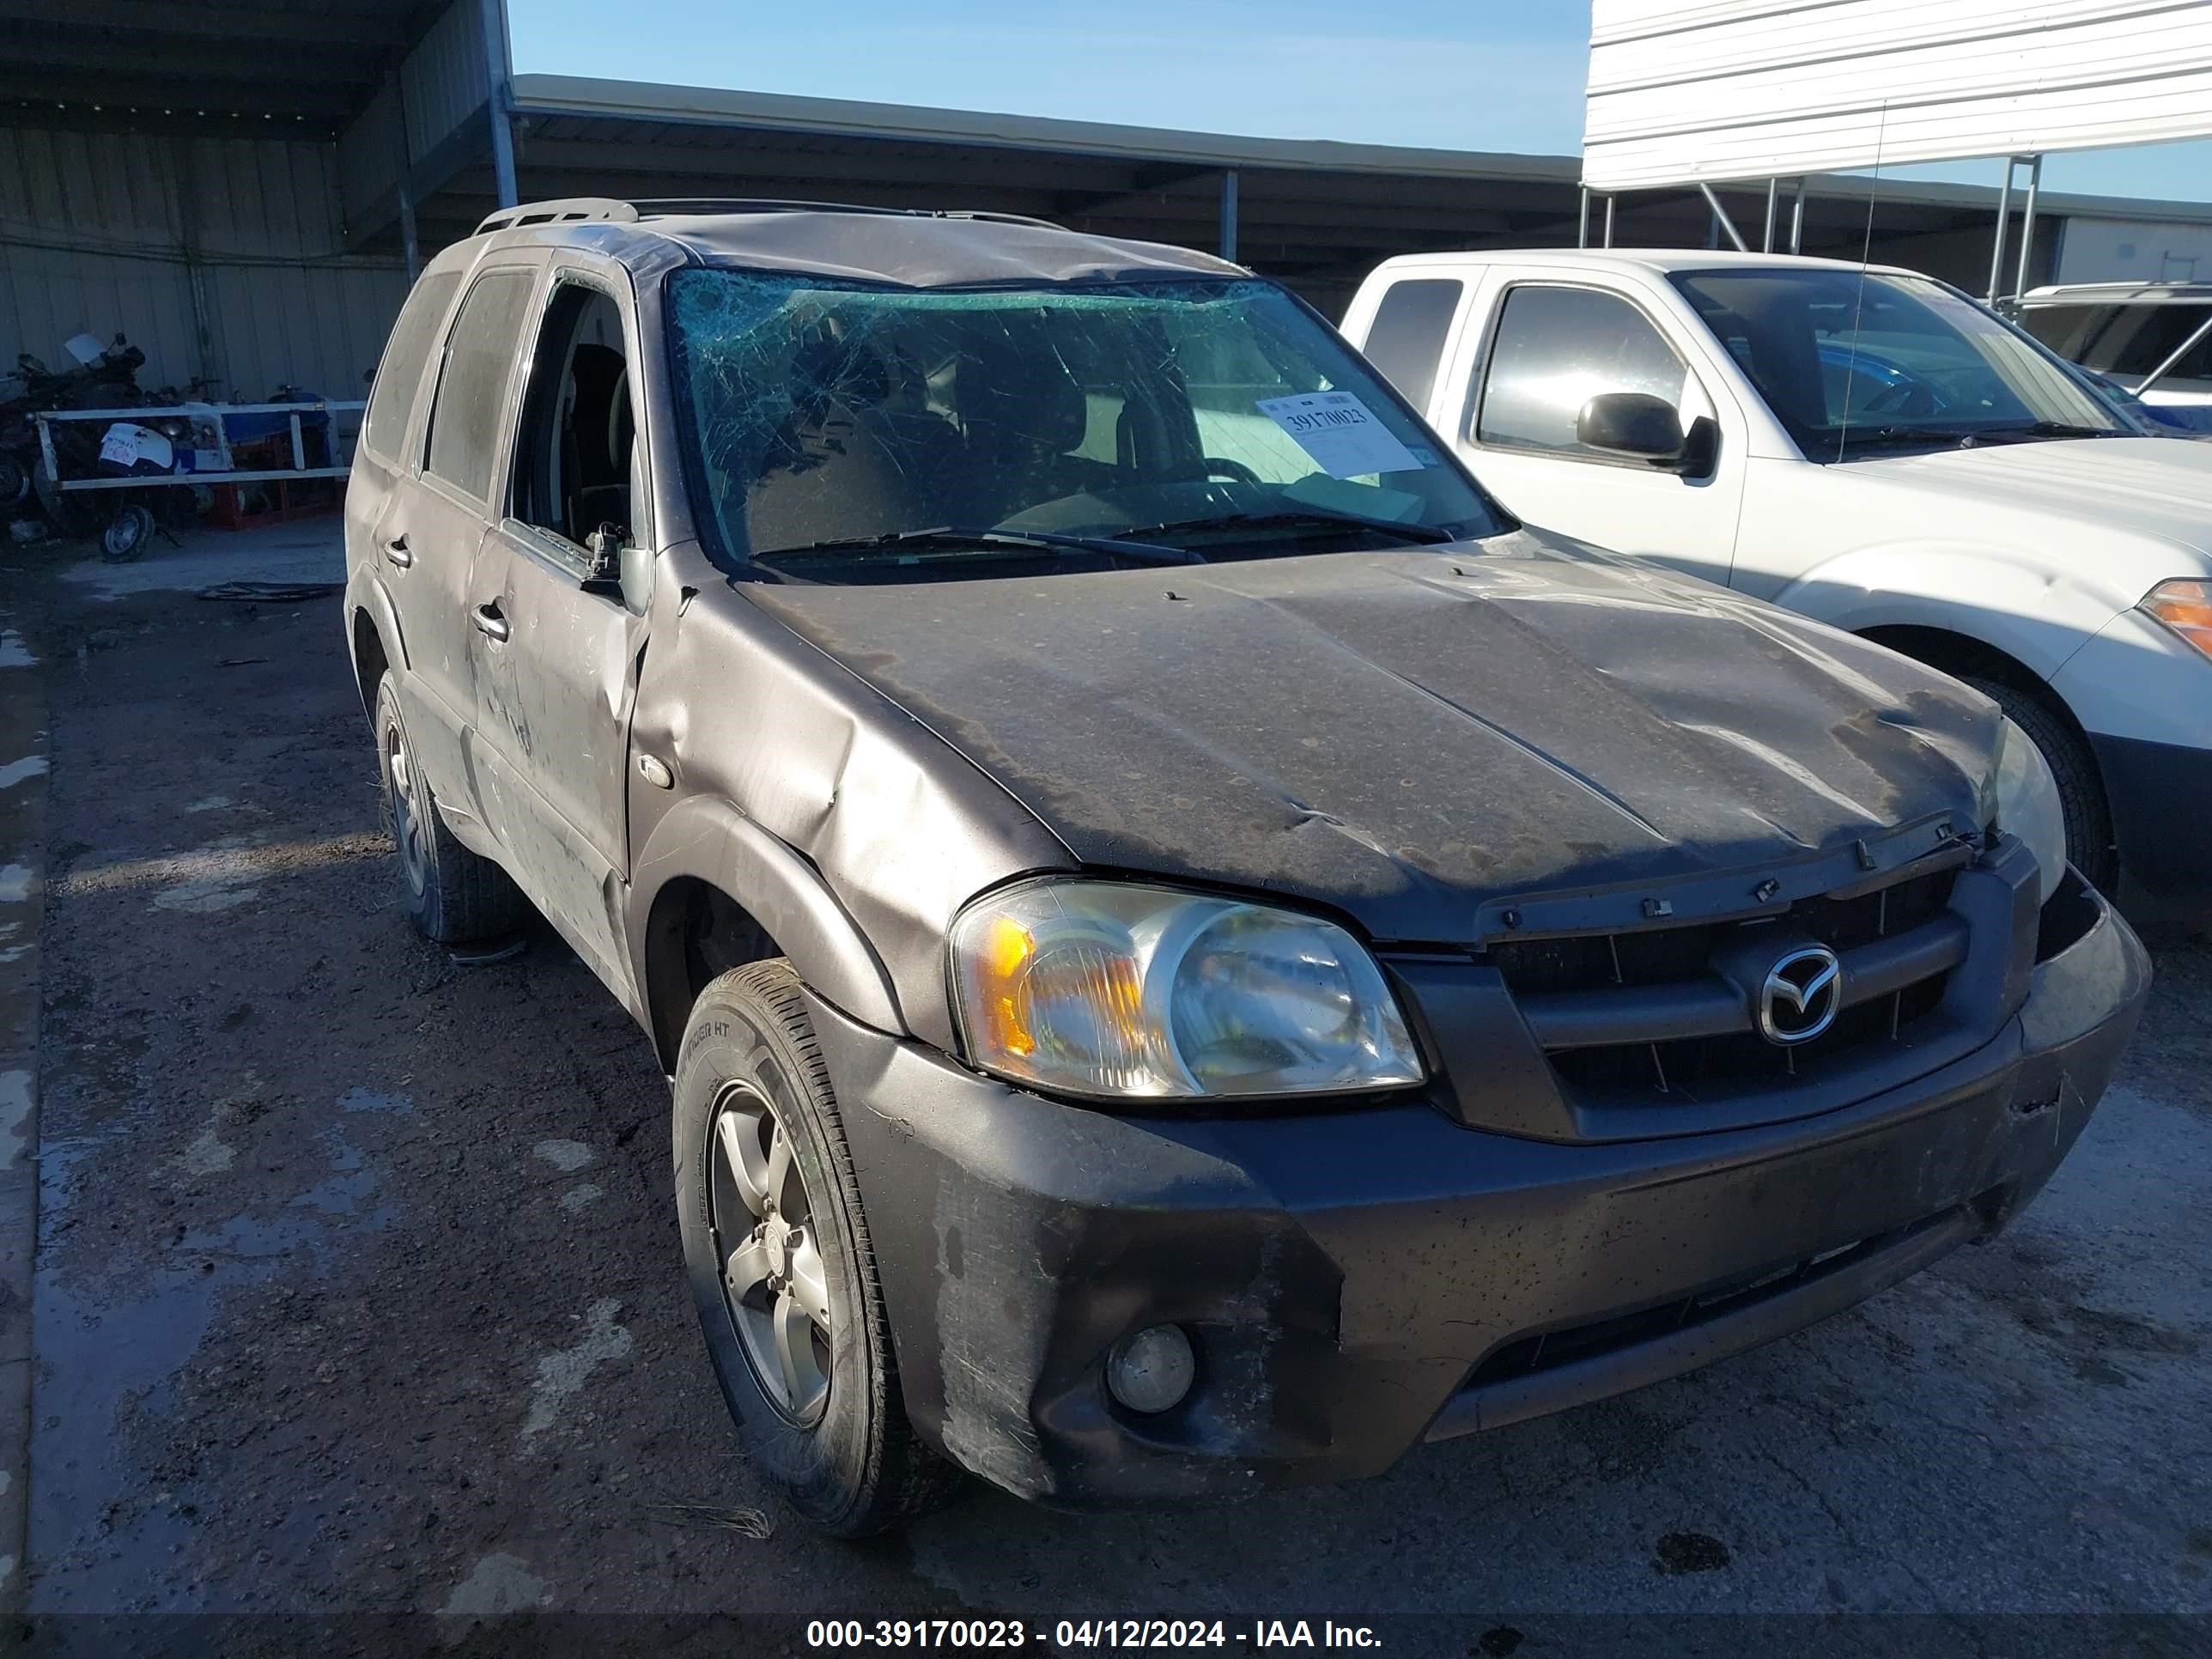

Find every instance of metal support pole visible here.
[1698,181,1748,252]
[1763,178,1778,252]
[172,147,220,394]
[2012,153,2044,302]
[1986,156,2016,303]
[1602,194,1615,248]
[1790,179,1806,253]
[478,0,518,210]
[1218,169,1239,263]
[2136,307,2212,396]
[387,70,420,283]
[1577,185,1590,249]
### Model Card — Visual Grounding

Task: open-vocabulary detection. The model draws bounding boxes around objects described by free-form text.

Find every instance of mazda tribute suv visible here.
[344,199,2149,1533]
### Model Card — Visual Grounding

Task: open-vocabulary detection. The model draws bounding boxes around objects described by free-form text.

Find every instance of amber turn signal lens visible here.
[2142,579,2212,658]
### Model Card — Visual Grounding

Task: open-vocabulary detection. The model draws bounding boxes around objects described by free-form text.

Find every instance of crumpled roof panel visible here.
[640,207,1249,289]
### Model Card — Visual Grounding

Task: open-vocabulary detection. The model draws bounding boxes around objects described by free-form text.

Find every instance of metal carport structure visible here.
[9,0,2212,400]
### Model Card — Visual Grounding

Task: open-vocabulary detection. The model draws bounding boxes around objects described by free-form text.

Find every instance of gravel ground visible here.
[8,533,2209,1658]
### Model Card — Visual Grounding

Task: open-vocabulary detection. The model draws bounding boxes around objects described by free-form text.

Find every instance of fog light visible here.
[1105,1324,1194,1414]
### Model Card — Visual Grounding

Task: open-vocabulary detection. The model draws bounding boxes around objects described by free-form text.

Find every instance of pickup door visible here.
[1358,264,1749,592]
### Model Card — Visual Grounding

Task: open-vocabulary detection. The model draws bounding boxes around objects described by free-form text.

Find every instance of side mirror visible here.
[582,524,654,615]
[618,538,655,616]
[1577,392,1687,467]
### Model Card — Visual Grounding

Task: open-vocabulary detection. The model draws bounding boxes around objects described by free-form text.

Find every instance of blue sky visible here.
[509,0,2212,203]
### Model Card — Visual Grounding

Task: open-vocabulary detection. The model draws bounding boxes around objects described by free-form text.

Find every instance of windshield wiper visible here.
[1836,420,2124,454]
[1119,509,1456,545]
[1984,421,2126,440]
[1833,426,1992,453]
[750,526,1205,568]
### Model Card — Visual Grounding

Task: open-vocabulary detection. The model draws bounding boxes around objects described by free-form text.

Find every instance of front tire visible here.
[372,673,526,942]
[674,960,961,1536]
[1963,675,2118,892]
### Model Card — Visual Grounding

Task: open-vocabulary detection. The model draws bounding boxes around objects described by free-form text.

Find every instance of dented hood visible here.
[744,532,2000,942]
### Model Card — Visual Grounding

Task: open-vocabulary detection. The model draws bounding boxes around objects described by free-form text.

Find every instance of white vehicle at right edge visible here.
[1343,250,2212,935]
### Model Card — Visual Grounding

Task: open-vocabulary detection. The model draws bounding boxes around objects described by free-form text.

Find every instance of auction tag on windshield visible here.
[1255,391,1428,478]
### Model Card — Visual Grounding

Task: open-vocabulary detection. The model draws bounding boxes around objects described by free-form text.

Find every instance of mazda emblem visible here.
[1758,945,1842,1045]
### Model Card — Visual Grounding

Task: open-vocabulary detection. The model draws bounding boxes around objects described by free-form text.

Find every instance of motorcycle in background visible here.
[2,332,204,557]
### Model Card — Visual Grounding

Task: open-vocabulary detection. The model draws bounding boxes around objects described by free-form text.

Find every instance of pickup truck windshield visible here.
[1668,268,2135,461]
[668,271,1500,580]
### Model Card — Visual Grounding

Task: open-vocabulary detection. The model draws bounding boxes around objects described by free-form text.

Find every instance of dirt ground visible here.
[7,526,2210,1657]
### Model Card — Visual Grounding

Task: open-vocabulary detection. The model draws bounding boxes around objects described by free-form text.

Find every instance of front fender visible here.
[1771,544,2119,685]
[628,793,906,1063]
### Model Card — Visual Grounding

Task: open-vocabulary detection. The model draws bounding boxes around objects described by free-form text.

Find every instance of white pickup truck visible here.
[1342,249,2212,935]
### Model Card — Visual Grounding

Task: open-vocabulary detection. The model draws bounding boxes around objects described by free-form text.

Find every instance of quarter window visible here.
[1361,279,1462,413]
[1476,285,1690,459]
[423,269,538,502]
[362,270,459,464]
[2020,301,2212,382]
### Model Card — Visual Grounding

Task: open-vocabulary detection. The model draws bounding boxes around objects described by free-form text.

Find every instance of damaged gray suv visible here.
[345,198,2150,1534]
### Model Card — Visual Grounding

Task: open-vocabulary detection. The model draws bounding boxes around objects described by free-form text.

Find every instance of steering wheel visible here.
[1197,456,1262,485]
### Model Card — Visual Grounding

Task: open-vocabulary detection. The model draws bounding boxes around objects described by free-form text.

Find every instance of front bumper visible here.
[812,883,2149,1508]
[2090,732,2212,935]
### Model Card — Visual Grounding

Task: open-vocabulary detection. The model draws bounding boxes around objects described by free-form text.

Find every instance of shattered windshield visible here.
[1669,268,2136,461]
[667,271,1501,580]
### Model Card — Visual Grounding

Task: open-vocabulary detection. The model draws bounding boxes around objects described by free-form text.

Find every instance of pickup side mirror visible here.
[1577,392,1687,465]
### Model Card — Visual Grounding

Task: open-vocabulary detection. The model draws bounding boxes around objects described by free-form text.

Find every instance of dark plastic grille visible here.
[1549,972,1949,1093]
[1492,867,1959,1098]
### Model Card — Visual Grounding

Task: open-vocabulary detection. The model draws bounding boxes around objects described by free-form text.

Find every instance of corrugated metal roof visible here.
[2,0,465,137]
[508,76,1583,184]
[507,73,2212,228]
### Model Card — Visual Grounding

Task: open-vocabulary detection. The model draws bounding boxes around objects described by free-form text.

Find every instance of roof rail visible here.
[476,198,641,236]
[628,198,1062,229]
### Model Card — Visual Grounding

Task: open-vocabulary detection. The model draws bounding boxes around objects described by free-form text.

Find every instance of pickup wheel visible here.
[1961,675,2118,892]
[373,674,526,942]
[674,960,963,1536]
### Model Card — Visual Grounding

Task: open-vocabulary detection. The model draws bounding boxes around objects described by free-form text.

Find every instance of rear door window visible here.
[362,270,460,465]
[1359,278,1462,414]
[423,268,538,502]
[1475,284,1690,458]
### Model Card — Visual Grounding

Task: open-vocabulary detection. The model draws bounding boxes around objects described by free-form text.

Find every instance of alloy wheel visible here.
[708,1082,835,1425]
[384,719,430,898]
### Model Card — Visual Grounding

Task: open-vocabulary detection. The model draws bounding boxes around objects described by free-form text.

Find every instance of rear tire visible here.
[101,503,155,562]
[1963,675,2117,892]
[372,673,526,942]
[674,959,963,1536]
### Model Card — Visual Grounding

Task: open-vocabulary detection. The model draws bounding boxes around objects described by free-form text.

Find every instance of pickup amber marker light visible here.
[2143,579,2212,656]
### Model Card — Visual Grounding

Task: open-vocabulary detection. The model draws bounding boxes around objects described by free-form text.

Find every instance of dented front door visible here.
[465,526,644,990]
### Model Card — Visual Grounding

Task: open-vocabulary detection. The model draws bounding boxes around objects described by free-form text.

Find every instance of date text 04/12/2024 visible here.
[805,1620,1385,1649]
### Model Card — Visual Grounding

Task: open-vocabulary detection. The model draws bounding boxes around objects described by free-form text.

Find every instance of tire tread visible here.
[1963,674,2117,892]
[374,674,527,943]
[682,960,962,1535]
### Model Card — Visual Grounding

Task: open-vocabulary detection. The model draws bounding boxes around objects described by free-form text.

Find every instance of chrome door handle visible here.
[471,602,510,643]
[384,534,412,568]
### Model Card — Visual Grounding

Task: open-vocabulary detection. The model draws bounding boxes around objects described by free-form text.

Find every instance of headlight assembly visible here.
[2140,578,2212,659]
[1990,717,2068,907]
[948,880,1425,1101]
